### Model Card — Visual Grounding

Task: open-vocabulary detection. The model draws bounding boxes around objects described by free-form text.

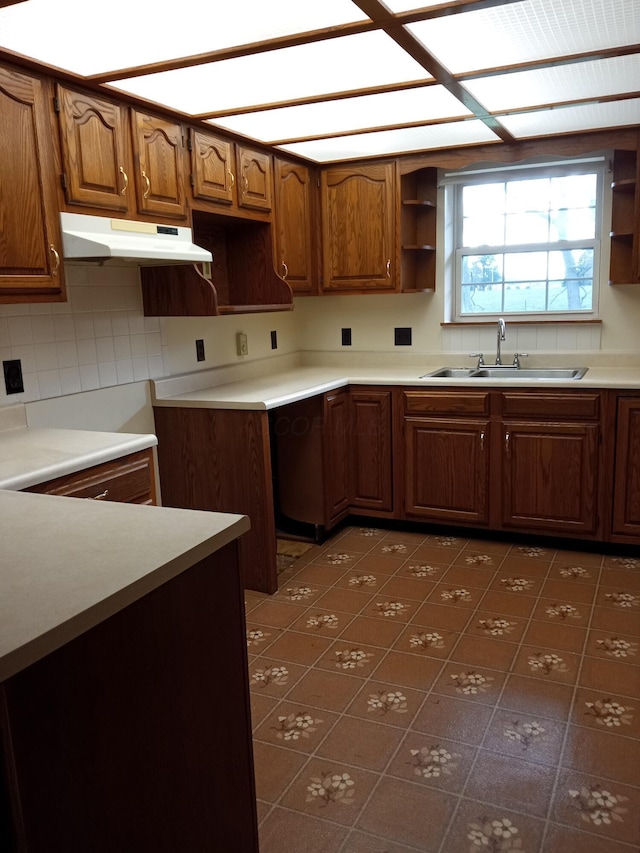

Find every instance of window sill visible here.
[442,318,602,326]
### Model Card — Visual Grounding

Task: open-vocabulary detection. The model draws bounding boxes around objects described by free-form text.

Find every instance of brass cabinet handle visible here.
[480,430,485,451]
[386,259,391,277]
[228,170,235,188]
[141,170,151,198]
[505,431,510,452]
[119,166,128,195]
[50,244,60,275]
[91,489,109,500]
[243,174,248,191]
[282,261,289,279]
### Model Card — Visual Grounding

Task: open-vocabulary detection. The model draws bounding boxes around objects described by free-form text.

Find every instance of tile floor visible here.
[244,525,640,853]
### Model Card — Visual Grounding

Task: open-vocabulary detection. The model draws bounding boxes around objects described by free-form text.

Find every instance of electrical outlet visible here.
[270,330,277,350]
[341,328,352,346]
[3,359,24,395]
[394,327,412,346]
[236,332,248,357]
[195,339,205,362]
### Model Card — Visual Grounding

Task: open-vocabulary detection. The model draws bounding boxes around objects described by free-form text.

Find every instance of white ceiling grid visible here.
[0,0,638,163]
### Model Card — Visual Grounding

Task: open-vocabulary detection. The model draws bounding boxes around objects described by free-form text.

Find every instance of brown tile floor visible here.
[245,525,640,853]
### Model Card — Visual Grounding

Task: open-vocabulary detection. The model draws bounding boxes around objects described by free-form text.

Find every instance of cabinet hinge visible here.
[317,175,321,188]
[60,173,67,190]
[53,95,60,113]
[187,136,192,151]
[189,174,194,187]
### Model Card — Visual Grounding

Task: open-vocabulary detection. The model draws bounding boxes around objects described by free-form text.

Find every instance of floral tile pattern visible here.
[247,526,640,852]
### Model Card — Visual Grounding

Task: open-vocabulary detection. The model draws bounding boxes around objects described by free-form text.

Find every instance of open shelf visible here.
[609,148,640,285]
[400,167,438,292]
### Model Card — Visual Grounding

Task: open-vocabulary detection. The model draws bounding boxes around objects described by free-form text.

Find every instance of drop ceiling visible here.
[0,0,638,163]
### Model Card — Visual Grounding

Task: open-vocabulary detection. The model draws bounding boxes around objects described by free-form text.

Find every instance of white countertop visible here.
[152,365,640,411]
[0,489,250,681]
[0,425,157,491]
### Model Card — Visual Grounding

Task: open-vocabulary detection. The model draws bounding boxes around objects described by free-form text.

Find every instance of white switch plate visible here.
[236,332,248,357]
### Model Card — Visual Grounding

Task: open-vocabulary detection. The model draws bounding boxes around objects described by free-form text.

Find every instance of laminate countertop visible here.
[152,364,640,411]
[0,489,250,682]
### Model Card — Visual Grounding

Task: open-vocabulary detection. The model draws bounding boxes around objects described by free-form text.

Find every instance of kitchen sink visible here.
[421,366,588,380]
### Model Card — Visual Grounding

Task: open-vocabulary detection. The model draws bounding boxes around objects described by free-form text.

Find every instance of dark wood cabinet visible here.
[0,66,66,303]
[323,390,351,525]
[321,162,397,291]
[273,158,317,293]
[350,389,393,512]
[131,109,187,219]
[612,396,640,537]
[609,147,640,284]
[237,146,272,211]
[401,167,437,292]
[56,85,132,212]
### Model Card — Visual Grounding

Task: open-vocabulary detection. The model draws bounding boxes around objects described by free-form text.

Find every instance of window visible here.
[447,158,605,320]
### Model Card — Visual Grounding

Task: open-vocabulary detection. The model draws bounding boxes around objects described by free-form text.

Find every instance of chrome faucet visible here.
[496,317,506,365]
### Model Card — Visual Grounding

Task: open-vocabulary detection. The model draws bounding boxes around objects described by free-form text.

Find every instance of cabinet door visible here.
[237,146,272,211]
[273,158,315,293]
[350,390,393,512]
[56,85,131,212]
[323,390,351,524]
[189,128,235,206]
[612,398,640,536]
[321,162,396,291]
[404,417,489,524]
[501,421,599,535]
[131,110,187,219]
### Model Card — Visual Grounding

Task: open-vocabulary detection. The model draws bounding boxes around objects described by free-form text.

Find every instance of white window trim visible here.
[442,154,609,324]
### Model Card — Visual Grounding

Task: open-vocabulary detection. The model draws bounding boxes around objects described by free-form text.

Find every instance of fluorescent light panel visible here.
[110,31,429,116]
[407,0,640,74]
[0,0,369,76]
[211,85,471,143]
[500,98,640,138]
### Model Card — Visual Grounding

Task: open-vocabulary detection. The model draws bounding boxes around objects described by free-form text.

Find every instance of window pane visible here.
[505,212,550,244]
[503,251,548,282]
[504,282,548,313]
[461,254,503,285]
[460,283,503,314]
[462,183,505,216]
[548,248,594,280]
[550,174,597,212]
[463,214,505,246]
[549,207,596,240]
[548,279,593,311]
[505,178,550,213]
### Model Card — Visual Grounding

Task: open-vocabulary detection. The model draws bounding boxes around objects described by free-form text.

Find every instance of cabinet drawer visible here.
[404,391,491,416]
[25,450,154,504]
[501,392,600,420]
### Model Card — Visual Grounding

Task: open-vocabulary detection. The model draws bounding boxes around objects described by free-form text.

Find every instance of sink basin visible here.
[421,366,588,380]
[420,367,478,378]
[473,367,588,380]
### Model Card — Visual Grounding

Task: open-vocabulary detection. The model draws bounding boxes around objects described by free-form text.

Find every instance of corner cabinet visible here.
[0,66,66,303]
[401,167,438,292]
[320,162,397,292]
[273,158,317,293]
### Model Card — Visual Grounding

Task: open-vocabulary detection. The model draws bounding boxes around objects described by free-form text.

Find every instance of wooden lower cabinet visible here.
[350,389,393,513]
[612,396,640,537]
[500,421,599,535]
[404,417,489,524]
[323,390,351,525]
[1,541,258,852]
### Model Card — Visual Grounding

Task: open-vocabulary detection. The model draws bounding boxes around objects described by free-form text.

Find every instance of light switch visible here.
[237,332,248,357]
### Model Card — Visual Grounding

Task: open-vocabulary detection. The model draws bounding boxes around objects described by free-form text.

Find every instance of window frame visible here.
[447,156,606,323]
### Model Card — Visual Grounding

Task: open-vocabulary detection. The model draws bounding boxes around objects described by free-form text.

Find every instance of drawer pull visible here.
[91,489,109,501]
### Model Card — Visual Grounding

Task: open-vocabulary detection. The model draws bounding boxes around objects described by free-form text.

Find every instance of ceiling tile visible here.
[499,98,640,138]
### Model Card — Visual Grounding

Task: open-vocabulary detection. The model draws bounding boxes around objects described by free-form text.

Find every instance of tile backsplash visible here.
[441,322,602,355]
[0,265,165,407]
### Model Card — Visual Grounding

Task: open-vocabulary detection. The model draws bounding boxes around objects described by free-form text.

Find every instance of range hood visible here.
[59,212,213,265]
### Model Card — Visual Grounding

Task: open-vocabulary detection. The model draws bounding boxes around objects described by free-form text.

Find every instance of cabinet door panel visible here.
[273,159,315,292]
[131,111,187,219]
[612,398,640,536]
[323,391,350,524]
[404,418,489,524]
[350,390,393,511]
[502,421,598,534]
[0,66,65,300]
[321,163,396,291]
[237,147,272,211]
[57,86,130,211]
[190,129,235,205]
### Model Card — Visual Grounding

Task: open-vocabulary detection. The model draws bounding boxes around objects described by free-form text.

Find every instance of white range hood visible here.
[60,212,212,265]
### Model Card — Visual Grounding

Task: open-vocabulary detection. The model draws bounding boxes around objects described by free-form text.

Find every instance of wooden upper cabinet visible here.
[189,128,236,206]
[56,85,131,212]
[321,162,397,292]
[0,65,66,302]
[131,110,187,219]
[273,158,316,293]
[236,146,272,211]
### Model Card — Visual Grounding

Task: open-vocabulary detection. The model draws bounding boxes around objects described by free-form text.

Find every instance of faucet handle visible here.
[468,352,485,367]
[512,352,529,368]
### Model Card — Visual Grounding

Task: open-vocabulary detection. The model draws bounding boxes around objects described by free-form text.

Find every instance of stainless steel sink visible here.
[421,366,588,380]
[472,367,588,380]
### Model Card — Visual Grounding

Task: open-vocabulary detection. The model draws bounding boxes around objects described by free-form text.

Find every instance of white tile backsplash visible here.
[0,265,169,407]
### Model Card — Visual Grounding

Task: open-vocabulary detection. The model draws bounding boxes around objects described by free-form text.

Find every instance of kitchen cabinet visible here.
[56,85,132,213]
[236,146,272,211]
[498,392,601,536]
[0,65,66,303]
[320,162,397,292]
[350,388,393,513]
[189,127,236,206]
[273,157,317,293]
[323,390,351,525]
[400,167,438,292]
[130,109,187,220]
[152,406,278,594]
[23,448,156,505]
[403,391,490,524]
[609,146,640,284]
[611,396,640,538]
